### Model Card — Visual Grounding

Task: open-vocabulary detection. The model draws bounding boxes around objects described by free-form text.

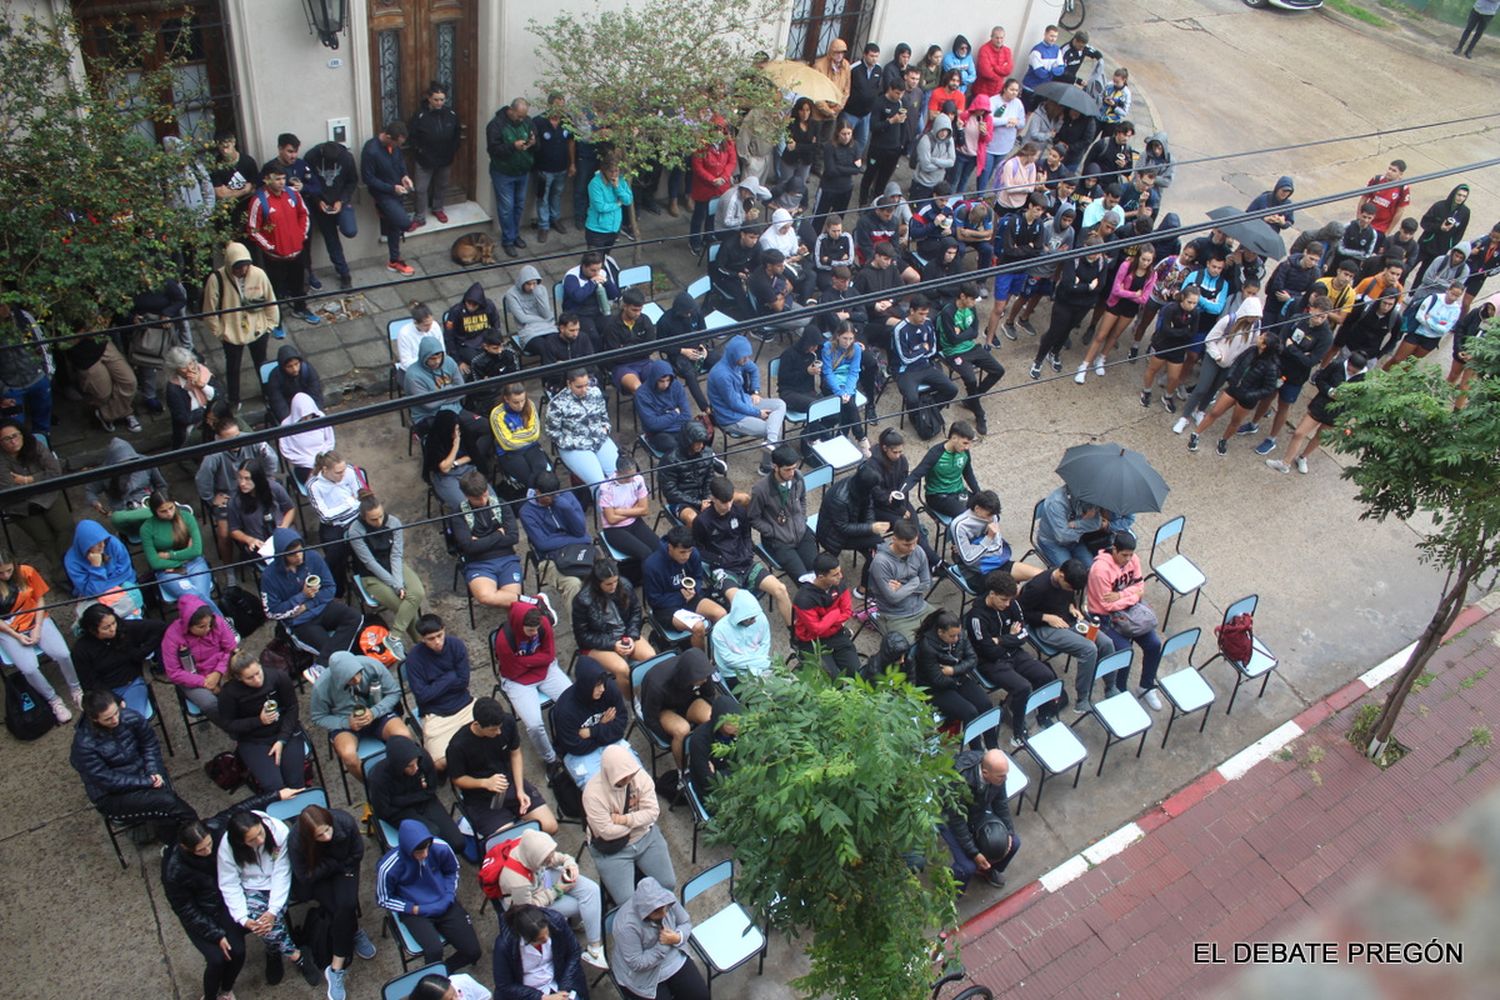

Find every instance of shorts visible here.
[1403,332,1442,352]
[1277,380,1306,405]
[710,561,771,596]
[1151,343,1189,366]
[328,713,399,745]
[992,271,1028,301]
[464,554,523,586]
[462,779,548,837]
[611,360,653,393]
[1021,276,1054,298]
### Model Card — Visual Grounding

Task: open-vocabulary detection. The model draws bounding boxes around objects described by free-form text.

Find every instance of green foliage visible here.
[527,0,785,177]
[707,665,960,1000]
[0,7,229,337]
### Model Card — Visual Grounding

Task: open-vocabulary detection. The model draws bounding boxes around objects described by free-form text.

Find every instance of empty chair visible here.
[805,396,864,472]
[1155,628,1216,747]
[1079,649,1153,775]
[1201,594,1278,714]
[681,859,769,989]
[1016,679,1087,811]
[1148,515,1207,627]
[380,962,447,1000]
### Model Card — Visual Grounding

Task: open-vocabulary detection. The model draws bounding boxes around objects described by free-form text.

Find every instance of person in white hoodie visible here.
[217,809,321,986]
[277,391,336,482]
[502,264,556,352]
[1173,298,1263,434]
[911,113,956,201]
[1384,281,1465,370]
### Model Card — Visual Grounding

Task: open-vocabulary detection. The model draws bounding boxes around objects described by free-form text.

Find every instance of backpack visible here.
[221,586,267,639]
[478,835,533,900]
[1215,613,1254,664]
[359,624,403,667]
[205,750,248,791]
[260,635,316,683]
[3,668,56,741]
[294,904,334,970]
[547,761,585,821]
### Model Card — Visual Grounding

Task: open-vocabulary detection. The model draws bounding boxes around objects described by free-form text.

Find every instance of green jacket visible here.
[486,110,535,176]
[112,505,205,571]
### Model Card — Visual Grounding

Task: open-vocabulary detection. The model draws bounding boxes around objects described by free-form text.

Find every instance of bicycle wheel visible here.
[952,987,995,1000]
[1059,0,1086,32]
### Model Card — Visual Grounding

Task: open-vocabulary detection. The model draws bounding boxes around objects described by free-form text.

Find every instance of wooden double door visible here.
[368,0,479,199]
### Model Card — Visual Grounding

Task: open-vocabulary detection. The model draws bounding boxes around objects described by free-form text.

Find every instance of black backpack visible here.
[546,761,584,820]
[221,586,267,638]
[3,669,56,741]
[294,905,334,970]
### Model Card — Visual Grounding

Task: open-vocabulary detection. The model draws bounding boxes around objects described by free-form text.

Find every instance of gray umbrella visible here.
[1055,443,1170,515]
[1033,81,1101,117]
[1207,206,1288,260]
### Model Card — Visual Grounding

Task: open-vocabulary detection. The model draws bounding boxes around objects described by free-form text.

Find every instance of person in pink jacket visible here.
[972,26,1013,101]
[1085,532,1163,709]
[161,592,240,727]
[1078,247,1158,382]
[952,94,993,194]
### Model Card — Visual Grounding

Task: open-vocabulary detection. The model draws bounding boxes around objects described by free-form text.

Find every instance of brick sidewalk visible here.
[957,609,1500,999]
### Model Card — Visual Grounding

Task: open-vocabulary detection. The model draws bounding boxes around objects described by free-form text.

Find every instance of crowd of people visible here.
[2,14,1497,1000]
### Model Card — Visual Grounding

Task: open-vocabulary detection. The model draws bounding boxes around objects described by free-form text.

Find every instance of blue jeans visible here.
[1099,621,1163,691]
[537,170,567,230]
[846,112,872,154]
[156,556,221,618]
[3,374,52,433]
[112,677,150,718]
[373,194,409,262]
[1036,534,1094,570]
[312,203,358,277]
[950,153,977,193]
[573,144,599,224]
[491,170,529,246]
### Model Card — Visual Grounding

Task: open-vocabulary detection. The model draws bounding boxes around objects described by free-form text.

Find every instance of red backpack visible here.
[1215,613,1254,664]
[477,836,533,900]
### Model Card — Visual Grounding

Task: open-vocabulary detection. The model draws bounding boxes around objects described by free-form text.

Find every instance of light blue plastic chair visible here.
[381,962,447,1000]
[682,859,768,987]
[265,786,329,823]
[1083,649,1153,775]
[1017,679,1087,811]
[1201,595,1278,714]
[1148,515,1207,627]
[1155,627,1215,747]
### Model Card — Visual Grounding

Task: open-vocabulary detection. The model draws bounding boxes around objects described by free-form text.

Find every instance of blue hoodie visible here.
[706,335,760,425]
[65,519,138,598]
[642,538,705,616]
[519,489,589,557]
[403,633,474,718]
[942,35,976,89]
[259,527,335,625]
[375,818,459,916]
[634,358,693,436]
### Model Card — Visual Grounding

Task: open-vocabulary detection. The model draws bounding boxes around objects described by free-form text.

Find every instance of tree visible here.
[1329,331,1500,760]
[527,0,785,177]
[707,666,960,1000]
[0,7,229,338]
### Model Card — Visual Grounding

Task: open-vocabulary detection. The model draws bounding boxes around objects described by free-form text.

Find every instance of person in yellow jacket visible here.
[201,241,280,409]
[488,382,551,491]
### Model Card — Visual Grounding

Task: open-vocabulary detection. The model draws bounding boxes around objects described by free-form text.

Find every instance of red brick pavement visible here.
[958,610,1500,999]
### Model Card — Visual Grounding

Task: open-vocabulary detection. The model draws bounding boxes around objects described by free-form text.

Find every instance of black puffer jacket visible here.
[943,749,1014,860]
[816,466,881,552]
[1225,342,1283,407]
[660,423,721,509]
[571,578,644,652]
[73,614,168,692]
[162,792,281,943]
[69,708,165,803]
[288,805,365,895]
[911,626,978,692]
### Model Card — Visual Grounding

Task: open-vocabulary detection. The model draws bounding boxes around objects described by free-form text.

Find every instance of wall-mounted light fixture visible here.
[302,0,348,50]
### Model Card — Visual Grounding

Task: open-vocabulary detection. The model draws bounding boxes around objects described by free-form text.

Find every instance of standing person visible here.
[304,139,359,290]
[610,878,707,1000]
[289,802,378,1000]
[811,38,854,145]
[217,809,322,986]
[1251,297,1336,456]
[688,124,737,256]
[531,93,576,242]
[1456,1,1500,56]
[408,81,461,227]
[201,242,279,410]
[1358,160,1411,237]
[1416,185,1472,273]
[973,26,1013,101]
[208,130,258,231]
[1384,282,1465,370]
[1137,284,1199,410]
[486,98,536,257]
[585,154,634,250]
[0,553,79,722]
[1268,352,1369,475]
[978,82,1025,196]
[217,650,307,792]
[1080,246,1156,382]
[582,745,677,906]
[245,163,318,326]
[845,42,885,152]
[859,79,910,206]
[1020,24,1066,110]
[375,819,483,971]
[1188,330,1283,457]
[911,113,956,202]
[361,122,417,275]
[816,120,863,220]
[1030,236,1108,379]
[347,494,426,645]
[1176,302,1264,434]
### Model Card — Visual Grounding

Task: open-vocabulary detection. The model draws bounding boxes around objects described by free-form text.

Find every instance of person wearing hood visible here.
[553,654,634,788]
[375,817,482,970]
[583,744,676,905]
[634,359,695,454]
[443,283,502,373]
[160,593,236,727]
[491,830,607,971]
[403,614,477,768]
[201,241,280,410]
[688,126,737,255]
[814,461,886,557]
[1407,243,1473,312]
[196,398,281,562]
[71,685,197,836]
[1176,301,1265,434]
[63,517,140,618]
[1416,184,1472,272]
[404,333,471,427]
[710,590,771,682]
[1139,131,1173,192]
[347,493,426,644]
[288,801,379,999]
[1245,176,1297,232]
[310,648,409,779]
[303,139,359,290]
[163,134,215,221]
[912,113,956,201]
[262,343,324,425]
[493,903,598,997]
[278,390,335,483]
[494,594,575,765]
[1324,293,1401,370]
[714,176,770,232]
[160,346,221,450]
[940,34,975,90]
[447,695,558,839]
[258,526,361,668]
[610,875,703,1000]
[686,693,741,805]
[639,645,719,765]
[503,265,557,353]
[707,335,788,470]
[368,735,467,857]
[659,418,722,530]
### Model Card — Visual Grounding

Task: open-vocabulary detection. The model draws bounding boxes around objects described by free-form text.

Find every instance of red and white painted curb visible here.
[961,597,1499,939]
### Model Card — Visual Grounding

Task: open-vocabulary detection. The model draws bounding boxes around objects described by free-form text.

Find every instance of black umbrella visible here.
[1055,443,1170,515]
[1207,206,1288,260]
[1033,81,1101,117]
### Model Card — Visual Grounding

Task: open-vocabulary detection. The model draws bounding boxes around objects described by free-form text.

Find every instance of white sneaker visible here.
[48,697,71,723]
[1073,362,1087,385]
[1265,459,1290,473]
[1192,410,1206,424]
[1094,359,1106,378]
[532,592,557,624]
[1296,457,1308,474]
[857,437,872,459]
[581,943,608,970]
[1172,416,1189,435]
[1143,689,1163,711]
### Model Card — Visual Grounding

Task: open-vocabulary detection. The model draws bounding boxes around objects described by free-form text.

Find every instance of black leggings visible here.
[929,675,993,732]
[814,187,853,222]
[189,920,247,1000]
[623,958,712,999]
[1460,10,1493,54]
[310,866,361,960]
[238,736,307,793]
[604,519,661,583]
[1035,301,1093,365]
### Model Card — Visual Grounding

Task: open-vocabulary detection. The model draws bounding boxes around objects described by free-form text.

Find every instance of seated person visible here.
[634,359,696,456]
[902,420,979,519]
[869,521,934,642]
[938,282,1004,434]
[490,836,606,972]
[710,590,773,681]
[610,877,704,1000]
[216,651,307,792]
[597,455,660,571]
[161,347,223,449]
[638,647,718,772]
[1020,559,1118,713]
[70,688,197,839]
[450,470,538,614]
[493,905,597,997]
[488,383,553,493]
[553,655,636,788]
[493,602,573,769]
[460,329,521,418]
[654,293,718,414]
[543,369,617,496]
[215,807,321,987]
[109,490,222,617]
[518,471,591,609]
[791,554,861,678]
[195,403,281,563]
[347,493,426,646]
[771,327,825,416]
[694,476,793,625]
[582,745,676,906]
[367,735,467,857]
[392,302,438,374]
[746,249,803,335]
[599,288,658,394]
[534,315,604,394]
[572,558,657,695]
[264,345,325,425]
[65,517,145,618]
[561,252,621,340]
[84,437,167,517]
[811,215,857,292]
[259,527,362,670]
[310,650,411,780]
[911,609,991,731]
[404,614,478,770]
[161,594,238,729]
[445,697,557,840]
[815,464,890,563]
[1086,532,1165,710]
[686,695,741,808]
[706,335,788,474]
[0,557,79,723]
[73,603,167,718]
[965,571,1062,747]
[749,444,820,584]
[941,749,1020,891]
[403,336,488,449]
[1035,484,1110,568]
[374,819,482,972]
[891,295,959,440]
[226,462,296,561]
[659,421,721,527]
[949,490,1042,589]
[503,265,557,352]
[642,525,729,649]
[710,226,761,319]
[442,282,501,375]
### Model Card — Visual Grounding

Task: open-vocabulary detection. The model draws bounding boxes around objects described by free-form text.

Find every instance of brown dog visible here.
[450,231,497,266]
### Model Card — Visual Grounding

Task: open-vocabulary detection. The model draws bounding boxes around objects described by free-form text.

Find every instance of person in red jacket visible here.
[972,26,1013,101]
[688,125,737,255]
[246,162,318,325]
[492,600,572,767]
[791,554,861,678]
